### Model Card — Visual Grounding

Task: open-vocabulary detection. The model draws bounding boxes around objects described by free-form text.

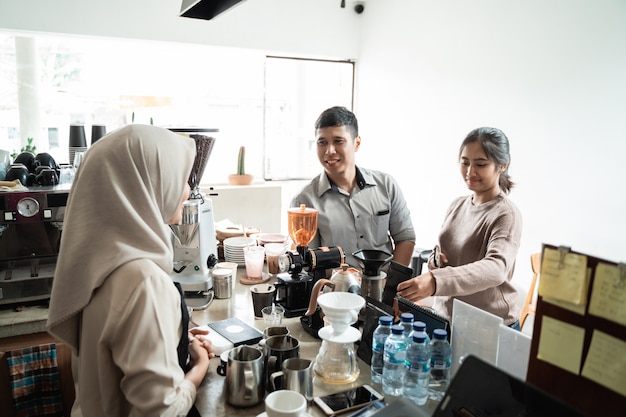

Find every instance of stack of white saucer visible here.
[224,236,257,264]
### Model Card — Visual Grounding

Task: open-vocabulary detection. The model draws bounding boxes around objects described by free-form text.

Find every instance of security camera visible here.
[354,2,364,14]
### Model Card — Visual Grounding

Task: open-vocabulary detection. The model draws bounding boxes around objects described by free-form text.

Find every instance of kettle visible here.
[325,263,361,294]
[301,264,361,337]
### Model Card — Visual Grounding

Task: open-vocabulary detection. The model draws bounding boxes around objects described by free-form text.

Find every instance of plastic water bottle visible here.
[404,333,431,405]
[371,315,393,384]
[410,321,430,345]
[429,328,451,400]
[400,312,414,342]
[382,324,407,396]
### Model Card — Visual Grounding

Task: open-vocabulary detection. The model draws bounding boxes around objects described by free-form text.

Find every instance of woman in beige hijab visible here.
[47,124,212,416]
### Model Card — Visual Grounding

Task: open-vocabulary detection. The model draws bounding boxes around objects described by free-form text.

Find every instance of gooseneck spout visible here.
[304,279,334,316]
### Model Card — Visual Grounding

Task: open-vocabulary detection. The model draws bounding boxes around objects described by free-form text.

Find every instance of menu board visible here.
[527,244,626,417]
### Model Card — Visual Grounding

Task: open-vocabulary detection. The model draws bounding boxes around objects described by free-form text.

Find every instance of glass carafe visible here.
[314,339,360,384]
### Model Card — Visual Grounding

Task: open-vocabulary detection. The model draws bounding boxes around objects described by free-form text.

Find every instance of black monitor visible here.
[433,355,589,417]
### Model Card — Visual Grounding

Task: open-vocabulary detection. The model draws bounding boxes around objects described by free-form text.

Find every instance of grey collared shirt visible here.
[290,167,416,267]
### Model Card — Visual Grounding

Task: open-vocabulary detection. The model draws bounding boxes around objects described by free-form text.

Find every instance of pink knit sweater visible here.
[431,193,522,326]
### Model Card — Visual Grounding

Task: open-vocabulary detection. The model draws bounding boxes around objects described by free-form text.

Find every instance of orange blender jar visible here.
[288,204,318,251]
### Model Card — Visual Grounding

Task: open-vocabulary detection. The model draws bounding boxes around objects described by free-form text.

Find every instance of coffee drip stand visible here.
[352,249,393,302]
[314,292,365,384]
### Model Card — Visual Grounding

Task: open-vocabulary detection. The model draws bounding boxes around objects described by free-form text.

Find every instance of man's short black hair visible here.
[315,106,358,139]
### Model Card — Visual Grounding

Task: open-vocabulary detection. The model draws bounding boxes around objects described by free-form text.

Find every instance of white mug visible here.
[265,389,307,417]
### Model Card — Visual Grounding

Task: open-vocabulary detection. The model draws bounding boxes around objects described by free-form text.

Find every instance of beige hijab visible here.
[47,124,196,351]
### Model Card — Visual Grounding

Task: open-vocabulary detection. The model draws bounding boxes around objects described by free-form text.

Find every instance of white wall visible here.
[0,0,360,59]
[2,0,625,293]
[353,0,626,292]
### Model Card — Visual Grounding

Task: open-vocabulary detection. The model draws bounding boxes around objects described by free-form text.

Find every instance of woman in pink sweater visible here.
[398,127,522,329]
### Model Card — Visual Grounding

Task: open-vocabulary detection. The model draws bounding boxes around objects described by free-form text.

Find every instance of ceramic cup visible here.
[265,389,307,417]
[216,348,232,376]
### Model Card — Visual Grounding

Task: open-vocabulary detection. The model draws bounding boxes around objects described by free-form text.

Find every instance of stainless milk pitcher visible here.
[225,345,264,406]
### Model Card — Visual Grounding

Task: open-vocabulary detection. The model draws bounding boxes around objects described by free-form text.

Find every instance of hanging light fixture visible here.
[180,0,248,21]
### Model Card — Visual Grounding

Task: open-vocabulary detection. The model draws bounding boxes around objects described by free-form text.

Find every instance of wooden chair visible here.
[520,253,542,330]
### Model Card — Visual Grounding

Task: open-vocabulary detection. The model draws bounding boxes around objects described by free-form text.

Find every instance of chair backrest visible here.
[519,252,542,330]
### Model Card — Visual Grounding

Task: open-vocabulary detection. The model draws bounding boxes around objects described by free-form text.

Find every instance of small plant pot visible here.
[228,174,253,185]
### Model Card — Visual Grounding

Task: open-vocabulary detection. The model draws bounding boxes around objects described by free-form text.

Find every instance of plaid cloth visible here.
[5,343,64,417]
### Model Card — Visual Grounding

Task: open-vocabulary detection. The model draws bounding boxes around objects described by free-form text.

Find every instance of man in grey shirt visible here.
[291,106,415,268]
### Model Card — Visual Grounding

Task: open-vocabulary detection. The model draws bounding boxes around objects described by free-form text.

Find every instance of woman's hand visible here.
[189,327,215,359]
[427,246,449,270]
[396,272,437,303]
[185,336,210,388]
[188,337,210,366]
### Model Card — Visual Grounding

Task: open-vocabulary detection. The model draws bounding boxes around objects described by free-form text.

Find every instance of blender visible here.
[274,204,344,318]
[314,292,365,384]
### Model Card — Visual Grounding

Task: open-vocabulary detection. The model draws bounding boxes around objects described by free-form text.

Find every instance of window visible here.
[0,32,354,184]
[263,56,354,180]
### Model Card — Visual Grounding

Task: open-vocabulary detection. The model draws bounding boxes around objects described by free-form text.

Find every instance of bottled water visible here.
[404,333,431,405]
[382,325,407,396]
[429,328,451,400]
[399,312,414,342]
[409,321,430,345]
[371,315,393,384]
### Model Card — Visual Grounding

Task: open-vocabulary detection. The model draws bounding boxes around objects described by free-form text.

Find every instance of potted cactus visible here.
[228,146,253,185]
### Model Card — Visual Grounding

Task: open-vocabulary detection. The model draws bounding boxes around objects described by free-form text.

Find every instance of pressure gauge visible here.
[17,197,40,218]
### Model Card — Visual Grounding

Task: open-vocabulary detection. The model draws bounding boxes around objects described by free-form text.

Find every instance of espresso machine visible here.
[0,187,69,307]
[169,132,218,310]
[274,205,345,318]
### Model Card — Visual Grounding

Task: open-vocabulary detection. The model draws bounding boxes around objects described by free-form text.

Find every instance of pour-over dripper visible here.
[317,292,364,336]
[287,204,318,248]
[352,249,393,276]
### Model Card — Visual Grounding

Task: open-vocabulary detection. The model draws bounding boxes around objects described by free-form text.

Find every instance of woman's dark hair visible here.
[460,127,514,194]
[314,106,358,139]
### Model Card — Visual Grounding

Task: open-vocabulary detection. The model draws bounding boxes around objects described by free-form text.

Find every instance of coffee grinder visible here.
[274,205,344,318]
[169,132,218,309]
